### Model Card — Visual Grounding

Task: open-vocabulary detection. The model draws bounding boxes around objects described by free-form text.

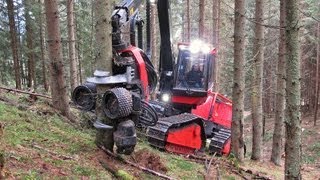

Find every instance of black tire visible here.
[72,83,97,111]
[102,88,133,119]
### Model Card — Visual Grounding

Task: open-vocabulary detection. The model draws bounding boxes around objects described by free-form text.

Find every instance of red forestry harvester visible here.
[72,0,232,155]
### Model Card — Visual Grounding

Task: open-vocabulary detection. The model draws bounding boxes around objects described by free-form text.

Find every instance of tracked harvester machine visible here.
[146,39,232,155]
[72,0,232,156]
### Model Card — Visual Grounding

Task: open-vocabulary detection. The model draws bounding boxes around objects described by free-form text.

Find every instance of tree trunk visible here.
[251,0,264,161]
[212,0,220,91]
[44,0,72,119]
[94,0,113,72]
[314,22,320,126]
[6,0,21,89]
[74,12,82,85]
[271,0,286,166]
[186,0,190,42]
[199,0,205,39]
[93,0,114,151]
[16,11,25,87]
[284,0,302,178]
[231,0,246,162]
[39,0,49,91]
[67,0,78,91]
[151,3,157,69]
[24,0,36,89]
[90,2,95,75]
[151,2,158,99]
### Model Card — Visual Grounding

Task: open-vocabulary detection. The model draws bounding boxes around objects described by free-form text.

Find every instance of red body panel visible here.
[192,91,232,128]
[171,96,206,105]
[165,123,202,154]
[120,46,150,100]
[222,139,231,155]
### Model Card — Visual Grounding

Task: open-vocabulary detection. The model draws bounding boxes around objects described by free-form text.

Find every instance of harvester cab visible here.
[170,41,214,105]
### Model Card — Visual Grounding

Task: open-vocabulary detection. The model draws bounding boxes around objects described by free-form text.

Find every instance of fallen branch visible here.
[187,154,210,161]
[31,143,75,160]
[0,96,28,110]
[204,153,218,180]
[216,164,221,180]
[206,152,216,173]
[99,160,117,175]
[229,168,249,180]
[0,86,51,99]
[239,167,273,180]
[186,154,273,180]
[101,146,175,180]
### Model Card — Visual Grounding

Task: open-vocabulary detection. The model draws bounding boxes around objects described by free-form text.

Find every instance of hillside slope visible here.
[0,89,319,179]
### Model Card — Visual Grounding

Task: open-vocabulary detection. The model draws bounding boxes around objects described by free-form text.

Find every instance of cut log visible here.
[31,143,75,160]
[0,86,51,99]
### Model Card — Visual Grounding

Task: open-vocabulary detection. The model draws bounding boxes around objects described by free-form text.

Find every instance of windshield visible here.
[175,50,209,91]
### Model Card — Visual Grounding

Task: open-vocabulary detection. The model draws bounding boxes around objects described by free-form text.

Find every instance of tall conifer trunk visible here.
[185,0,190,41]
[284,0,302,178]
[231,0,246,161]
[39,0,49,91]
[151,2,158,85]
[67,0,78,91]
[93,0,114,150]
[6,0,21,89]
[44,0,72,120]
[251,0,264,161]
[199,0,205,39]
[24,0,36,89]
[212,0,220,91]
[314,22,320,126]
[271,0,286,166]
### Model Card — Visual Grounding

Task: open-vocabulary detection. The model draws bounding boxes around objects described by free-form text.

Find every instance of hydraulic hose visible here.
[137,20,143,49]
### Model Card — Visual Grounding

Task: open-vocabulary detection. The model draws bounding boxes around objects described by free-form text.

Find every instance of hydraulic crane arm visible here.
[157,0,174,92]
[112,0,174,93]
[112,0,146,50]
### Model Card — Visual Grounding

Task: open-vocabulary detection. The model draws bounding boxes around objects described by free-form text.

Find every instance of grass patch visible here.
[302,129,315,136]
[168,157,194,171]
[166,156,204,179]
[242,160,283,179]
[303,142,320,164]
[222,175,236,180]
[73,165,96,176]
[0,101,111,179]
[46,158,64,166]
[21,169,40,180]
[308,142,320,156]
[302,154,316,164]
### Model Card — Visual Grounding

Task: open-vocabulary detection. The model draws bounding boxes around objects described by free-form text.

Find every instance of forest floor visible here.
[0,89,319,179]
[242,112,320,179]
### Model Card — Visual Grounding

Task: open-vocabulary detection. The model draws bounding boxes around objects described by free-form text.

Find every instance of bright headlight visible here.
[189,39,212,54]
[161,93,170,102]
[201,44,211,53]
[190,40,202,54]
